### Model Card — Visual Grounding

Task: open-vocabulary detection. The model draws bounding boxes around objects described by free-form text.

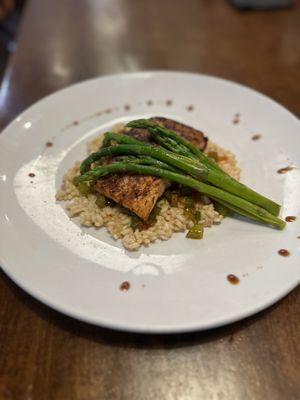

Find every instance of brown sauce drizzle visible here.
[232,113,240,124]
[28,173,35,178]
[227,274,240,285]
[46,141,53,147]
[285,216,296,222]
[166,99,173,106]
[187,105,194,112]
[277,166,295,174]
[120,281,130,291]
[278,249,290,257]
[252,134,261,141]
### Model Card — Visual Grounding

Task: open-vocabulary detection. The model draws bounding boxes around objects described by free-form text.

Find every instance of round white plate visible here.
[0,71,299,333]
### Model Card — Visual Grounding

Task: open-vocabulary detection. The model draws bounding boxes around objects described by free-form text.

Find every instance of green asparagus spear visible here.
[74,161,285,230]
[80,144,206,178]
[102,131,144,148]
[80,142,280,216]
[115,155,180,172]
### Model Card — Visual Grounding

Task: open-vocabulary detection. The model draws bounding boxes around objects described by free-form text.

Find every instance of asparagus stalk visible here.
[80,144,206,178]
[102,131,144,148]
[213,198,271,225]
[115,155,180,172]
[80,142,280,217]
[150,131,194,158]
[126,119,281,216]
[74,162,285,230]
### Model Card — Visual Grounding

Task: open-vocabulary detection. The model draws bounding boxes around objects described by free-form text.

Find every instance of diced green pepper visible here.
[95,194,106,208]
[193,210,202,223]
[184,196,195,210]
[165,191,178,207]
[186,224,204,239]
[77,182,91,196]
[185,209,202,223]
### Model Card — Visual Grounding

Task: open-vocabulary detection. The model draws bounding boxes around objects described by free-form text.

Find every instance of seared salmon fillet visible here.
[95,175,168,221]
[95,118,207,220]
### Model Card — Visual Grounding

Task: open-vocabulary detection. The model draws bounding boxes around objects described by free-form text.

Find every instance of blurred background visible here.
[0,0,25,78]
[0,0,299,131]
[0,0,299,122]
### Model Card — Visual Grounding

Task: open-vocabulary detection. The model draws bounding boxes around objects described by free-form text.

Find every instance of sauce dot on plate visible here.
[278,249,290,257]
[146,100,153,106]
[46,141,53,147]
[28,173,35,178]
[227,274,240,285]
[277,166,295,174]
[285,216,296,222]
[124,104,131,111]
[232,113,240,124]
[186,105,194,112]
[251,134,261,141]
[120,281,130,291]
[166,99,173,106]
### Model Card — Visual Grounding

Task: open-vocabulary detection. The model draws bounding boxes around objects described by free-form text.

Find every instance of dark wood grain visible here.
[0,1,300,399]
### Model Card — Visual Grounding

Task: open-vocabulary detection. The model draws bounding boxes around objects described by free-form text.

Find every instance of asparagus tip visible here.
[126,118,151,128]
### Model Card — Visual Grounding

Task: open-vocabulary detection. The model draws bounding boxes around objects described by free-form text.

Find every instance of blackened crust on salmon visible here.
[95,174,168,221]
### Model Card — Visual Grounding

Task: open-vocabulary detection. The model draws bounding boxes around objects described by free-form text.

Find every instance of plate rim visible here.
[0,70,299,333]
[0,251,299,333]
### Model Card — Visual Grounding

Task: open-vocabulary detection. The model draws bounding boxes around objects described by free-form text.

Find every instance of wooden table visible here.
[0,1,299,399]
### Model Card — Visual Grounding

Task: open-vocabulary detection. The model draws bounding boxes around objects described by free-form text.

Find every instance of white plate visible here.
[0,71,299,333]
